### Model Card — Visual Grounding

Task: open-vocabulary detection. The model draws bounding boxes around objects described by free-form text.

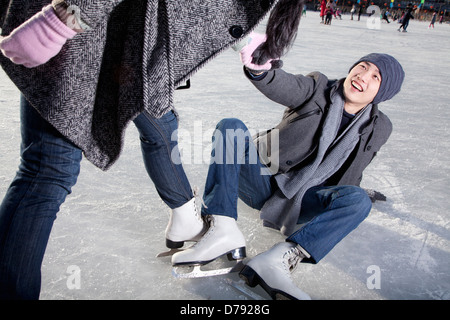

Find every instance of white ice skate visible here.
[171,215,246,278]
[156,197,206,258]
[239,241,311,300]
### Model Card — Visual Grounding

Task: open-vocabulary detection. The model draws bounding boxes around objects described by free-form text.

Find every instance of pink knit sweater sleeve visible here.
[0,4,76,68]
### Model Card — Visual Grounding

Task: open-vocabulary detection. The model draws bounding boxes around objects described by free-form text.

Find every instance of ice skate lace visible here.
[191,186,211,240]
[189,215,215,249]
[193,186,208,209]
[284,245,303,274]
[192,186,207,222]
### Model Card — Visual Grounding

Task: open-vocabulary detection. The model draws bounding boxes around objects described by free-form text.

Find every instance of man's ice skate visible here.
[171,215,246,278]
[239,241,311,300]
[156,197,206,258]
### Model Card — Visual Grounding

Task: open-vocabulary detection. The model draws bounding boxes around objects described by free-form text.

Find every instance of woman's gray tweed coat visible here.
[0,0,277,170]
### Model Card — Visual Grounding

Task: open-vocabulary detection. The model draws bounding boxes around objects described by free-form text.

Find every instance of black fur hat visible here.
[252,0,305,65]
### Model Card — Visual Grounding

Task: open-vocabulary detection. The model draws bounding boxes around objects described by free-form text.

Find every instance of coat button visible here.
[286,160,293,166]
[229,25,244,38]
[261,0,274,10]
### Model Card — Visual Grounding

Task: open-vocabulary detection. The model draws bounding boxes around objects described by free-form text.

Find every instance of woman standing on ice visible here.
[172,44,405,299]
[0,0,305,299]
[320,0,327,23]
[428,11,437,29]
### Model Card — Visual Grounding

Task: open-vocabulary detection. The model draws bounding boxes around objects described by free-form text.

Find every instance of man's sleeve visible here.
[244,66,319,109]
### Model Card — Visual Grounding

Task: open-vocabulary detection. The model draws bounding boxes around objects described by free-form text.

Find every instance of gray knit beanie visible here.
[350,53,405,105]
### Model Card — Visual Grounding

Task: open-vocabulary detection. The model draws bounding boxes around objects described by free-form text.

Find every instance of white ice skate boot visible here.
[239,241,311,300]
[165,197,206,249]
[171,215,246,278]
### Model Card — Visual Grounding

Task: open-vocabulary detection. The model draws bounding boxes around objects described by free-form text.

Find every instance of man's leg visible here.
[0,96,82,299]
[133,110,193,209]
[172,118,273,266]
[288,185,372,263]
[202,118,273,218]
[239,185,371,300]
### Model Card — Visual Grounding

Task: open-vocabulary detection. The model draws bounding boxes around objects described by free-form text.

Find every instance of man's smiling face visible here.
[343,61,382,112]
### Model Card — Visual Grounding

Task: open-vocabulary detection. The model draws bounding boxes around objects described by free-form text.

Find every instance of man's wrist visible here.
[243,67,268,81]
[247,68,265,76]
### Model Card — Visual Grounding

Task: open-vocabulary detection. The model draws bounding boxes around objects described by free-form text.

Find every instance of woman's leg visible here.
[133,110,193,209]
[0,96,82,299]
[133,110,204,249]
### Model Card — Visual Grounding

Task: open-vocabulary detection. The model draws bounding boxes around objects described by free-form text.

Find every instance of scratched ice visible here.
[1,11,449,300]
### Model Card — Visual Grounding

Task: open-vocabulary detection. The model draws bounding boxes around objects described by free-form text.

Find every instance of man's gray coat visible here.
[249,69,393,235]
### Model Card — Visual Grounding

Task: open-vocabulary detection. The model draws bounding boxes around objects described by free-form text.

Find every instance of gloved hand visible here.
[239,32,282,73]
[0,4,76,68]
[364,189,387,203]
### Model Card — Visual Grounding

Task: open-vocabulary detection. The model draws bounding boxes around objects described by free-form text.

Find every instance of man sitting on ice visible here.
[172,34,405,300]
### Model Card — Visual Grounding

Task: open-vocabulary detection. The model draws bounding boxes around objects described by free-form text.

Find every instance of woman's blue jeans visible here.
[202,118,372,264]
[0,96,192,299]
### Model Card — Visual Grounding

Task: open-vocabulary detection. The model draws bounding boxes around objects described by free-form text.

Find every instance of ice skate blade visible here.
[173,246,246,266]
[172,260,245,279]
[225,279,268,300]
[156,248,183,258]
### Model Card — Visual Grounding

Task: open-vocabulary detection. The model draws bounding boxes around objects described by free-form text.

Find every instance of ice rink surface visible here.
[1,11,449,300]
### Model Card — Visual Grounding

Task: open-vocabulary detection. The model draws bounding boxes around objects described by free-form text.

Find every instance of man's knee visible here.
[344,186,372,220]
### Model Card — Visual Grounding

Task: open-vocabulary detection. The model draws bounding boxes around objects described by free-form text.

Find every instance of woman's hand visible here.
[0,5,77,68]
[239,32,282,73]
